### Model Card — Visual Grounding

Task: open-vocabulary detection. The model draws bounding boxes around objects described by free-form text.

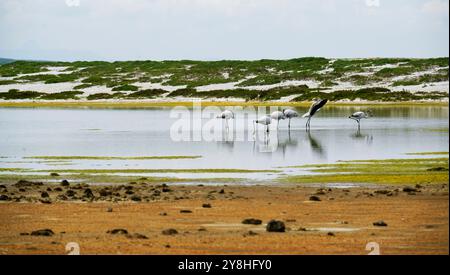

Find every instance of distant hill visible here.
[0,58,16,65]
[0,57,448,102]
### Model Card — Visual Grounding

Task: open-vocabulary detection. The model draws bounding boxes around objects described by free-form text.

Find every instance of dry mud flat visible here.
[0,181,448,255]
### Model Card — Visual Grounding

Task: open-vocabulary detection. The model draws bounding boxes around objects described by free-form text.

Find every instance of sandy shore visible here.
[0,181,448,255]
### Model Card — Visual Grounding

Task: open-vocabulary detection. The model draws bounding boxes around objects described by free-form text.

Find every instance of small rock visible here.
[374,190,391,195]
[202,203,212,208]
[39,198,52,204]
[218,189,225,194]
[99,189,111,197]
[162,228,178,235]
[60,180,70,187]
[107,229,128,235]
[159,212,167,216]
[14,180,43,187]
[180,209,192,213]
[373,220,388,227]
[31,229,54,236]
[50,172,59,177]
[66,190,76,197]
[244,230,259,237]
[106,207,113,212]
[83,188,94,199]
[127,233,148,239]
[327,232,335,236]
[242,218,262,225]
[0,194,9,201]
[54,187,63,192]
[403,187,418,193]
[41,191,49,198]
[266,220,286,232]
[309,195,321,201]
[162,187,172,192]
[20,232,30,236]
[130,195,141,201]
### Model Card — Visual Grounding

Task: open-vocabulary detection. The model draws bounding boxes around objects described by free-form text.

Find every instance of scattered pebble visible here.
[309,195,321,201]
[373,220,388,227]
[107,229,129,235]
[180,210,192,213]
[242,218,262,225]
[202,203,212,208]
[60,180,70,187]
[31,229,54,236]
[162,228,178,235]
[266,220,285,232]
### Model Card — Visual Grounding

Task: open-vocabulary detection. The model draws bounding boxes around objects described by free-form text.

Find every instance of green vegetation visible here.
[112,84,139,91]
[0,57,448,102]
[282,157,449,185]
[37,168,279,174]
[39,91,84,100]
[0,89,84,100]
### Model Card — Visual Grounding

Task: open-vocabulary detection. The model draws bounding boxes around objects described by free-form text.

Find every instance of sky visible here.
[0,0,448,61]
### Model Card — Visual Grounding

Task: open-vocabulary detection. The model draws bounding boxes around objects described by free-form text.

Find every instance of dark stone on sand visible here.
[20,232,29,236]
[374,190,391,195]
[39,198,52,204]
[50,172,59,177]
[127,233,148,239]
[162,228,178,235]
[99,189,111,197]
[159,212,167,216]
[56,194,68,201]
[202,203,212,208]
[0,185,6,189]
[162,187,172,192]
[15,180,43,187]
[60,180,70,186]
[107,229,128,235]
[373,220,388,227]
[125,190,134,195]
[31,229,54,236]
[309,195,321,201]
[41,191,49,198]
[327,232,335,236]
[427,167,448,172]
[180,210,192,213]
[244,230,259,237]
[403,187,418,193]
[266,220,286,232]
[106,207,113,212]
[19,188,26,192]
[66,190,76,197]
[0,194,9,201]
[219,189,225,194]
[242,218,262,225]
[54,187,63,192]
[130,195,142,201]
[83,188,94,198]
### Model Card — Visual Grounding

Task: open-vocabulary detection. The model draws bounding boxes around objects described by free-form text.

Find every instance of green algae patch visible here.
[25,155,202,160]
[36,168,279,174]
[406,152,449,156]
[282,157,449,185]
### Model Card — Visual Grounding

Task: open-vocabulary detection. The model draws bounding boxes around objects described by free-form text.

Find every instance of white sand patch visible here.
[134,82,186,92]
[0,82,79,93]
[391,81,449,93]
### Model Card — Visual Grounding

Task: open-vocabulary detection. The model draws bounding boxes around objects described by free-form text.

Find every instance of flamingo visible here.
[217,110,234,131]
[253,115,272,133]
[302,99,328,130]
[270,111,285,130]
[282,108,299,129]
[349,111,370,130]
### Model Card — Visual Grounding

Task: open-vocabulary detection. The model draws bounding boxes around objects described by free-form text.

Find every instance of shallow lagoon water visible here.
[0,105,448,182]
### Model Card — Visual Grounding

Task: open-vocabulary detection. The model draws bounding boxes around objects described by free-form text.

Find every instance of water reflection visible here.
[306,131,326,158]
[350,129,374,145]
